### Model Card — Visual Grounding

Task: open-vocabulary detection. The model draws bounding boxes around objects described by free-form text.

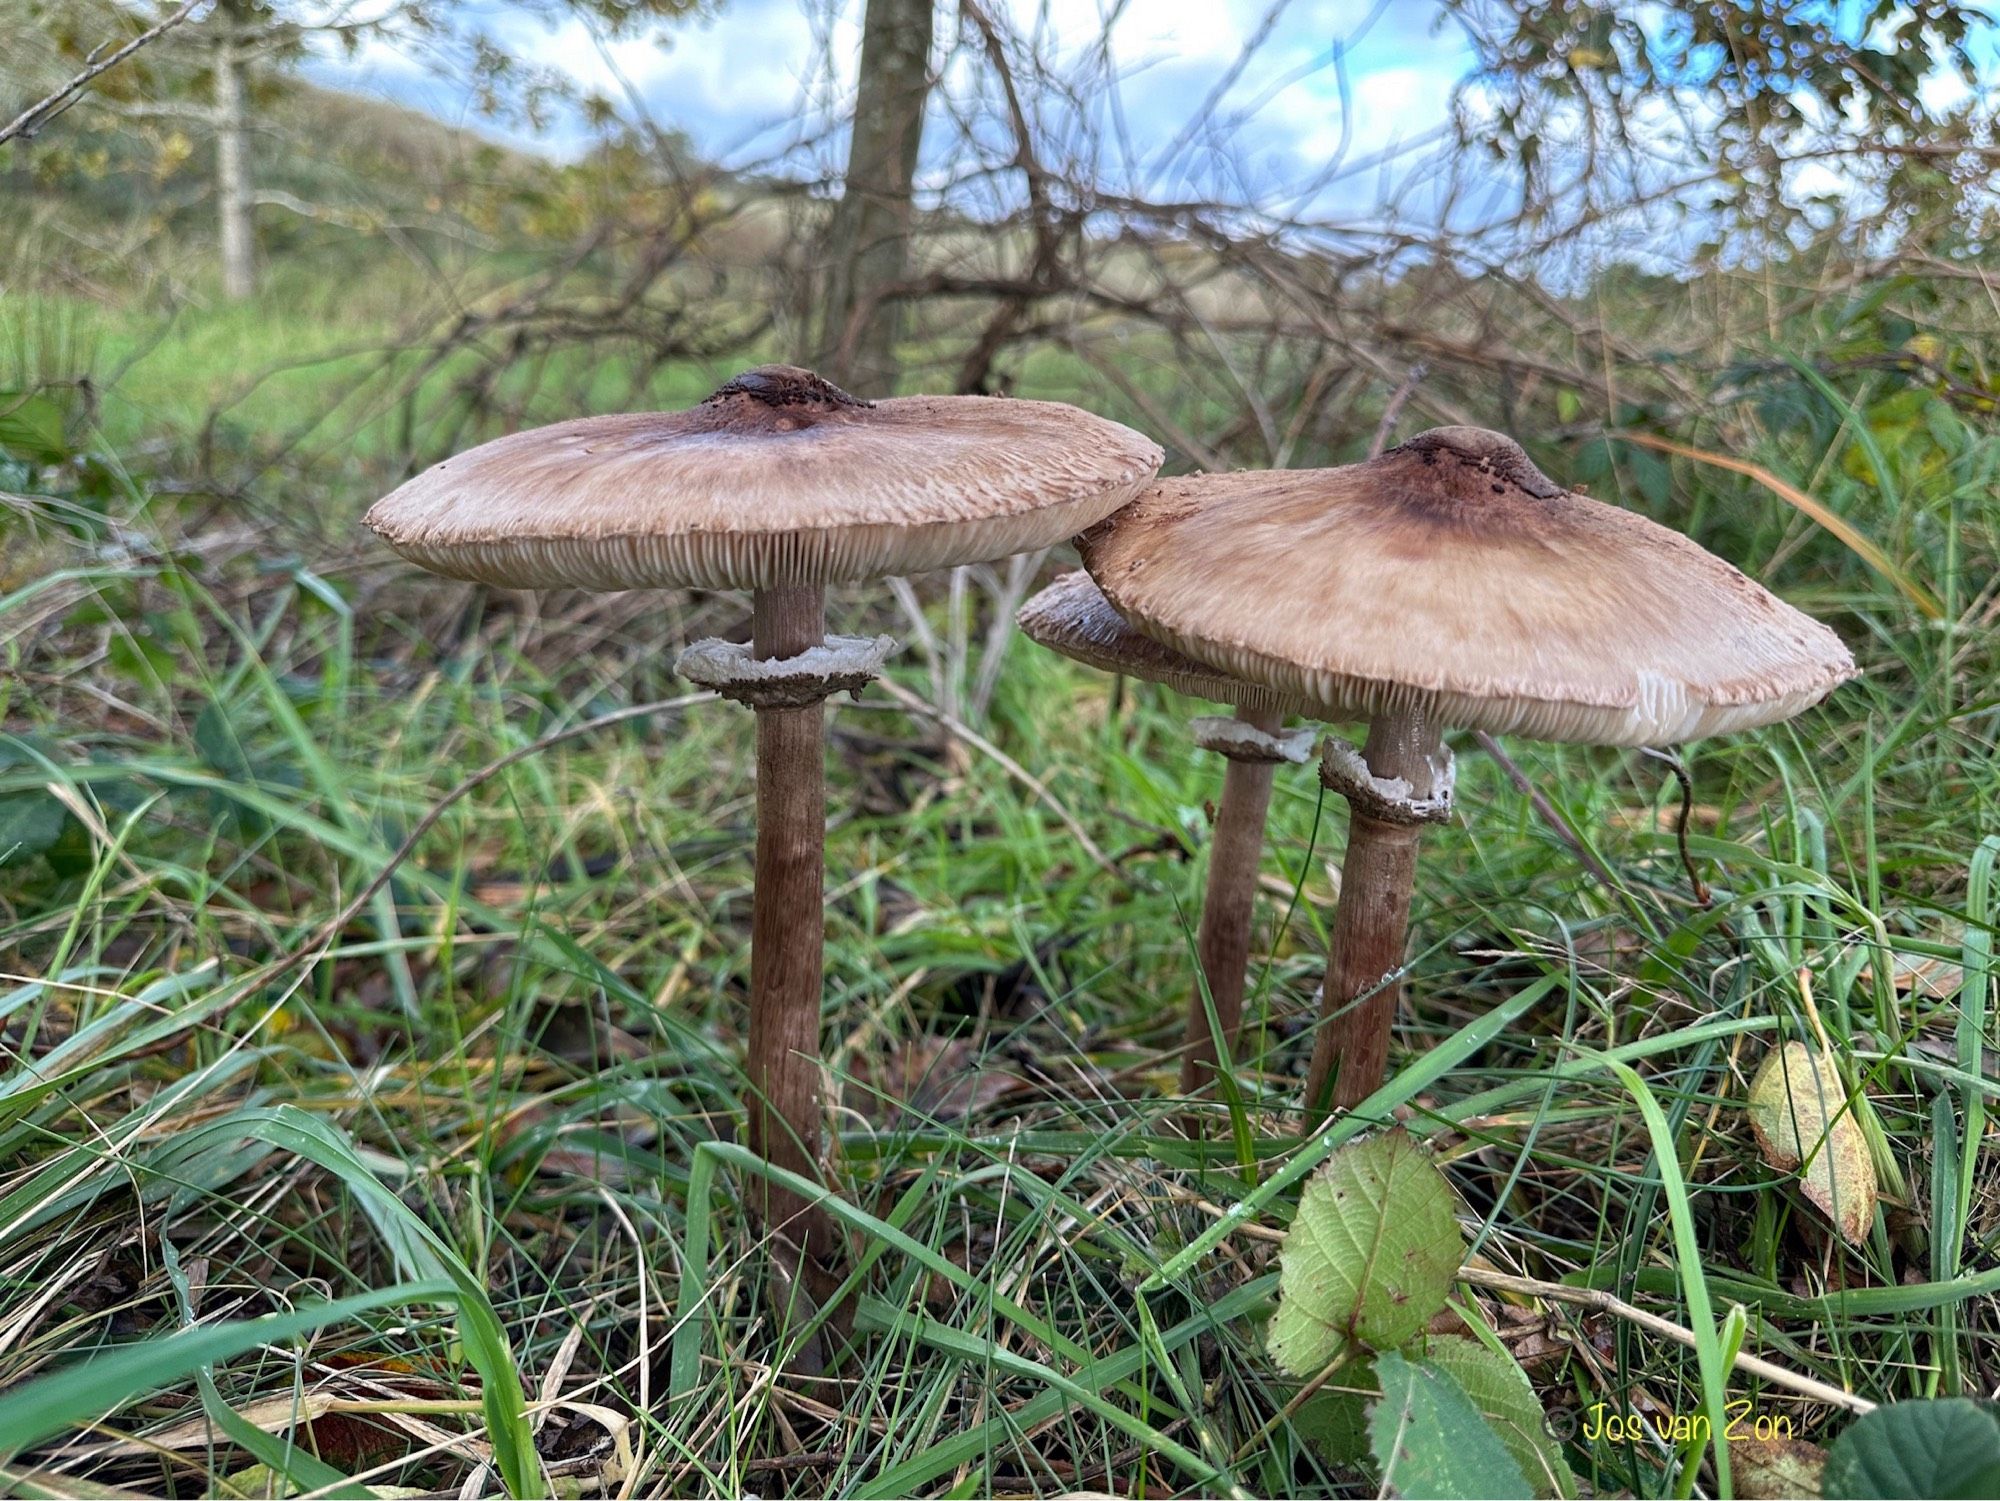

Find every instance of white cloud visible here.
[311,0,1474,171]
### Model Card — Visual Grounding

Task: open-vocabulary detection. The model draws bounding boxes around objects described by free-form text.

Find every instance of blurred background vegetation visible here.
[1,0,1997,1495]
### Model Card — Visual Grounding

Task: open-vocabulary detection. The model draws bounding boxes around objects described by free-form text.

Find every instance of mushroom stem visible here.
[1184,704,1282,1099]
[747,583,843,1286]
[1303,709,1447,1122]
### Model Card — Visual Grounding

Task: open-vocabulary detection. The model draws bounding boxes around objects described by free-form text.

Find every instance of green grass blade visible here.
[1605,1060,1732,1495]
[0,1283,453,1460]
[1145,974,1559,1289]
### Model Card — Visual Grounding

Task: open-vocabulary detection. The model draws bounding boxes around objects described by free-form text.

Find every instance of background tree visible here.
[7,0,707,300]
[11,0,430,299]
[208,0,267,297]
[1450,0,1991,250]
[813,0,936,395]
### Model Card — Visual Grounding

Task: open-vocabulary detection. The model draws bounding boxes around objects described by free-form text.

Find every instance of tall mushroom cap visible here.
[1018,570,1308,718]
[1079,427,1857,747]
[364,366,1163,591]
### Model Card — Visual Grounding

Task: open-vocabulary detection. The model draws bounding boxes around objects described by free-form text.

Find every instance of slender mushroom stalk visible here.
[746,583,836,1274]
[1303,710,1452,1117]
[676,606,892,1322]
[363,367,1160,1331]
[1079,427,1858,1129]
[1184,706,1287,1095]
[1018,570,1315,1106]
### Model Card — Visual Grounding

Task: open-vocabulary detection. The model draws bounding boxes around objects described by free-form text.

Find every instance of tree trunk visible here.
[815,0,935,396]
[213,26,254,301]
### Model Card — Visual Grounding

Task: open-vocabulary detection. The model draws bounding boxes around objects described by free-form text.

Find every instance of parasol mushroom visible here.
[366,365,1160,1301]
[1079,426,1856,1121]
[1018,568,1316,1102]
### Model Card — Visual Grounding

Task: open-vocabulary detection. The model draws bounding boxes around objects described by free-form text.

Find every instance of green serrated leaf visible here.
[106,630,178,685]
[192,700,275,836]
[1294,1340,1573,1498]
[1369,1350,1532,1500]
[1574,436,1615,484]
[1423,1337,1574,1498]
[1269,1130,1465,1375]
[193,701,258,784]
[1291,1360,1377,1468]
[1822,1399,2000,1499]
[1630,447,1672,507]
[41,814,96,879]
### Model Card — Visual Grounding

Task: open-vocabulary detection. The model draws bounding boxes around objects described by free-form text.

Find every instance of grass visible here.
[0,262,1996,1499]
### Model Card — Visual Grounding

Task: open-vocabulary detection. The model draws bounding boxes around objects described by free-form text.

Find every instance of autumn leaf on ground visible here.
[1732,1436,1828,1499]
[1747,1042,1877,1245]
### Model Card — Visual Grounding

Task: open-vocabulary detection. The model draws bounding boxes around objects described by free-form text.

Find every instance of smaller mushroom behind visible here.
[1019,570,1318,1103]
[1080,427,1858,1122]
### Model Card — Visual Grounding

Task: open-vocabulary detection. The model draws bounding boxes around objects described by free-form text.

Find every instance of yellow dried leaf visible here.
[1748,1042,1876,1245]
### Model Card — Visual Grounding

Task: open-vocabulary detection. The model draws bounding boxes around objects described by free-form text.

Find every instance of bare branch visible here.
[0,0,210,147]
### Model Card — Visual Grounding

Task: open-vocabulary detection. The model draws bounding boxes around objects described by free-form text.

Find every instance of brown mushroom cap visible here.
[1018,569,1309,718]
[1078,427,1857,746]
[364,366,1163,591]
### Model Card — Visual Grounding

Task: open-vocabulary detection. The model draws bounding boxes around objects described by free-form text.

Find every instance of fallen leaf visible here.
[1859,952,1962,1000]
[1748,1042,1877,1245]
[1732,1436,1827,1499]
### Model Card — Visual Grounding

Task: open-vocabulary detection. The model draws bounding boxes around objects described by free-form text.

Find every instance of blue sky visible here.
[308,0,1997,259]
[311,0,1483,208]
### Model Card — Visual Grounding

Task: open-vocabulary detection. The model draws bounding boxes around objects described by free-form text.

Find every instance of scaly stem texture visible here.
[747,584,841,1285]
[1184,706,1281,1097]
[1304,710,1444,1121]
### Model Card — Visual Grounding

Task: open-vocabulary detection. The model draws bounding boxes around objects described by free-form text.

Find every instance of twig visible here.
[885,576,946,705]
[969,551,1045,724]
[1457,1265,1876,1416]
[1642,747,1711,907]
[1474,731,1625,901]
[0,1,209,147]
[1365,361,1427,459]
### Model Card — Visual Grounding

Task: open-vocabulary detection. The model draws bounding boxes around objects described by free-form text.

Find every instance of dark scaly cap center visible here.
[1393,426,1563,500]
[704,364,873,412]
